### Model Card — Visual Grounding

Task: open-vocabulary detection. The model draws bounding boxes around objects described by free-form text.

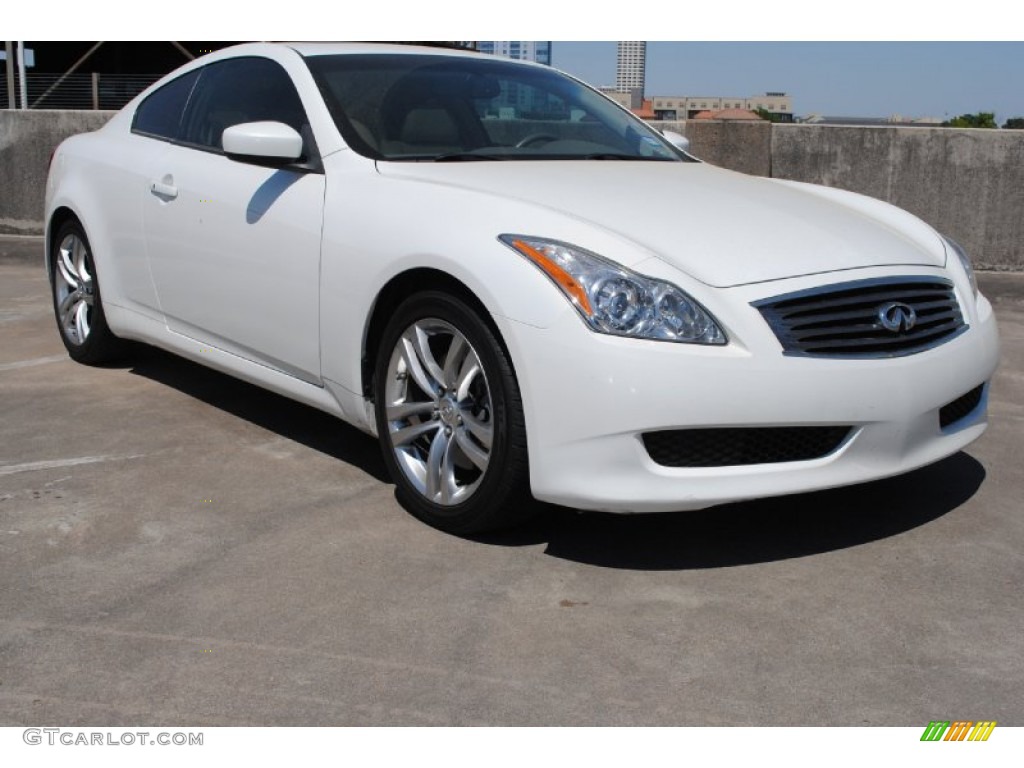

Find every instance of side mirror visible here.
[662,130,691,154]
[222,121,303,164]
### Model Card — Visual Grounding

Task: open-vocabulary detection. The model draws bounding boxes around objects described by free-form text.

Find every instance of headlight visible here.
[500,235,726,345]
[945,235,978,298]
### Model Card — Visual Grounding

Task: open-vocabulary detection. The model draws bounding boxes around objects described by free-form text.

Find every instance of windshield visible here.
[304,53,688,162]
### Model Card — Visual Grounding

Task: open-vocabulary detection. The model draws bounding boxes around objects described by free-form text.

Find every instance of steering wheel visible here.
[515,133,558,149]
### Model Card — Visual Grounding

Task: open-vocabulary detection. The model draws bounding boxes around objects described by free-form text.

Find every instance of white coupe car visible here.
[45,42,1000,533]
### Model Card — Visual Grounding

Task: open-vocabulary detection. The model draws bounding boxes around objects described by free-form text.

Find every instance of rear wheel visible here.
[374,291,532,534]
[50,220,125,364]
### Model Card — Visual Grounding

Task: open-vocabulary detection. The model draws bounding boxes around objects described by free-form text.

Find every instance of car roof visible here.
[181,42,548,76]
[283,42,487,60]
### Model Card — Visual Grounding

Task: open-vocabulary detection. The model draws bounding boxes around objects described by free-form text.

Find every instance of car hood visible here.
[375,160,946,288]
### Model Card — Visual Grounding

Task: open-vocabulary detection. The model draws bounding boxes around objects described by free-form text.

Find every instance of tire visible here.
[50,219,126,365]
[373,291,533,534]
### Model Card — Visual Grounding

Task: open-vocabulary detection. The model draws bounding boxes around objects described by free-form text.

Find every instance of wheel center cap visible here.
[438,397,459,427]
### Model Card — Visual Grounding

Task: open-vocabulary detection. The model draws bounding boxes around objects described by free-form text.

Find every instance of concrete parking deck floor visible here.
[1,236,1022,725]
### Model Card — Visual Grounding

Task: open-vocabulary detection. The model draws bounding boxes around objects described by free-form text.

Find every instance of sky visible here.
[550,42,1024,124]
[8,2,1023,123]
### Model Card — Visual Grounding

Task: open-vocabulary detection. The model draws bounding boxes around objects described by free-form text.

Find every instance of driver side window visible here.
[180,57,311,152]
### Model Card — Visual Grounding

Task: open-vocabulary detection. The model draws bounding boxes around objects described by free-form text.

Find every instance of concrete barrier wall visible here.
[654,120,772,177]
[0,111,117,235]
[2,111,1022,269]
[770,125,1024,271]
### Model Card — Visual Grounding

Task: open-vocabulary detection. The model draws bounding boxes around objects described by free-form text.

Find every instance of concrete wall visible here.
[771,125,1024,271]
[654,120,772,177]
[2,111,1022,269]
[0,110,116,234]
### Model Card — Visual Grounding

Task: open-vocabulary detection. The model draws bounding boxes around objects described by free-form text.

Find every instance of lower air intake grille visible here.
[939,384,985,428]
[754,277,966,358]
[642,426,852,468]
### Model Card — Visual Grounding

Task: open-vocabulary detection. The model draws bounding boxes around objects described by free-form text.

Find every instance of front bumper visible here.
[496,271,1000,513]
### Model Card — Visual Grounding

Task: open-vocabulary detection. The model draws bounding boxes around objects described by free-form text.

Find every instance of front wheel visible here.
[373,291,532,534]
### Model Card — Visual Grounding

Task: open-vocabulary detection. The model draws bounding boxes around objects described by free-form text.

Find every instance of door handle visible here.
[151,179,178,200]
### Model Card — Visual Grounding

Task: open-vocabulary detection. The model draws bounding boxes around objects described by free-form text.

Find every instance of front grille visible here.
[642,426,852,468]
[939,384,985,428]
[754,277,966,358]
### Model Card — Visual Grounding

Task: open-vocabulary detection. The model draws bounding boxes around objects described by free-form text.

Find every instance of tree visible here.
[753,107,783,123]
[1004,117,1024,129]
[942,112,998,128]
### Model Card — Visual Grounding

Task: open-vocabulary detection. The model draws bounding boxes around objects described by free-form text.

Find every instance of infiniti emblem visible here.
[877,301,917,333]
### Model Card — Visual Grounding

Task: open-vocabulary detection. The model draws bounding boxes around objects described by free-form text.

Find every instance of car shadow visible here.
[121,345,985,570]
[474,452,985,570]
[246,170,302,224]
[125,345,389,483]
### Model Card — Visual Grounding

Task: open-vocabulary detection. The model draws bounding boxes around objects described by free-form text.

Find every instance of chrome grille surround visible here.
[753,277,967,358]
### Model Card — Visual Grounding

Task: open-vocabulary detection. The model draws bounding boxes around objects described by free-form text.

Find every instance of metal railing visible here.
[1,72,162,110]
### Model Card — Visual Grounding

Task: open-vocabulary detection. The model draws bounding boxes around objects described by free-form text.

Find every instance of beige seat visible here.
[399,108,460,148]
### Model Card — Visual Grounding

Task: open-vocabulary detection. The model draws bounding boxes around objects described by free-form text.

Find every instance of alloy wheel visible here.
[54,233,95,345]
[383,318,495,506]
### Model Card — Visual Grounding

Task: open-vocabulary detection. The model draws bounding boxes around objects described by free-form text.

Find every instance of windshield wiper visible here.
[432,152,509,162]
[580,153,674,161]
[388,152,509,162]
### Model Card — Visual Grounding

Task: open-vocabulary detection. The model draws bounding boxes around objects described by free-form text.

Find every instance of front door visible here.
[142,56,324,383]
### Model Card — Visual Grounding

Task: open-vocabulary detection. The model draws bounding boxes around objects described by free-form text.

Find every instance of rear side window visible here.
[132,69,200,140]
[180,57,310,151]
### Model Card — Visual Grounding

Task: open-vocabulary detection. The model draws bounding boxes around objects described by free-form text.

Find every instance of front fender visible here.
[318,155,620,400]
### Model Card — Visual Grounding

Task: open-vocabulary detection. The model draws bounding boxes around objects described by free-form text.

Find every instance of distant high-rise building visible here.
[476,42,556,117]
[616,41,646,94]
[477,41,552,66]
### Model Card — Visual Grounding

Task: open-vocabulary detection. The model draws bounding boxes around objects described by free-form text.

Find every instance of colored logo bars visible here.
[920,721,997,741]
